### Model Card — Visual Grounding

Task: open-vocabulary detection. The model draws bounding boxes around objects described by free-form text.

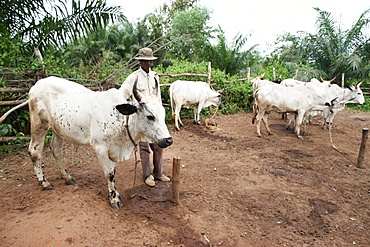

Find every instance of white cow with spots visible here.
[28,76,173,209]
[169,80,222,131]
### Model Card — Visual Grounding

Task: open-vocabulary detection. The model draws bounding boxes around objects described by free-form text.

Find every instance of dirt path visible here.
[1,108,370,246]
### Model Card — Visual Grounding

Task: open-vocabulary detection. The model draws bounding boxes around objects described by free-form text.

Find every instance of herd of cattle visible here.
[251,74,365,138]
[2,75,365,208]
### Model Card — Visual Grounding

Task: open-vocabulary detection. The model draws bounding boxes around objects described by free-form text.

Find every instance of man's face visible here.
[140,60,153,72]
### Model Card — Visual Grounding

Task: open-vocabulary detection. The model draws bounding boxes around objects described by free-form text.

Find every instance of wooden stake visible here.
[247,67,250,83]
[357,128,368,168]
[34,48,45,74]
[341,73,345,89]
[207,62,211,86]
[172,157,181,205]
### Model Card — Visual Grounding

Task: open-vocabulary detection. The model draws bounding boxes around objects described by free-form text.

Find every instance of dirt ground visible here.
[1,108,370,247]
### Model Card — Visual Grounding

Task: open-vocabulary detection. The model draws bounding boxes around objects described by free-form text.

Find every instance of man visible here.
[119,47,171,187]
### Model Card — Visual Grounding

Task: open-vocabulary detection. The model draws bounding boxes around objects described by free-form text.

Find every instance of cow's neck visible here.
[125,115,136,146]
[125,114,142,144]
[341,88,354,101]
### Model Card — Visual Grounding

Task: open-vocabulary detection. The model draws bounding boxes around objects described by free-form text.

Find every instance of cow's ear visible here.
[348,84,355,91]
[116,104,137,115]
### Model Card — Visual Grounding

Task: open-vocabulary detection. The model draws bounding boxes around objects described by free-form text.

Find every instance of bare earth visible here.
[1,108,370,247]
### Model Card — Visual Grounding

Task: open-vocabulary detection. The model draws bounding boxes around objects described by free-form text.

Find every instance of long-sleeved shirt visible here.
[119,67,161,103]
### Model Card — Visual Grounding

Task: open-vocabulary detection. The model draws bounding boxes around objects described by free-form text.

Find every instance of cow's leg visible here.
[50,132,75,185]
[261,112,272,135]
[196,105,203,125]
[256,112,266,137]
[326,112,336,130]
[256,116,262,137]
[178,111,184,127]
[251,102,258,124]
[28,121,53,190]
[174,106,181,130]
[295,112,305,139]
[192,106,199,125]
[321,108,334,130]
[286,113,294,130]
[302,116,308,135]
[96,149,122,209]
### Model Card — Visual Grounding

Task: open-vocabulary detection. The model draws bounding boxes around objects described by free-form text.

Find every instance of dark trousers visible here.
[139,142,163,178]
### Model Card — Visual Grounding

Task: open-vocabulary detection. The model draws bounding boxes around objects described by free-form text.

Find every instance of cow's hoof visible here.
[42,185,54,190]
[65,179,75,185]
[194,120,201,126]
[111,201,122,209]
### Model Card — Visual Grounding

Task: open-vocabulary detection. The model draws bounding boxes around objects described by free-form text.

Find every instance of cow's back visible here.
[171,80,212,105]
[256,85,316,113]
[29,76,125,145]
[30,76,89,96]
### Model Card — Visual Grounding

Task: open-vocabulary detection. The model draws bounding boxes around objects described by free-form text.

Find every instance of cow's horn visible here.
[133,76,142,102]
[356,80,364,88]
[331,97,338,105]
[329,76,336,83]
[153,77,159,96]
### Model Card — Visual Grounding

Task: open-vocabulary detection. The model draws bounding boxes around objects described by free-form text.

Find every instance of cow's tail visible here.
[0,100,29,124]
[169,84,175,121]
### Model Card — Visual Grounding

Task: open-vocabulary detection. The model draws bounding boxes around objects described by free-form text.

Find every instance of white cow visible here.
[251,73,276,97]
[320,82,365,129]
[252,83,335,138]
[28,76,173,209]
[169,80,222,131]
[283,78,364,129]
[280,77,334,87]
[282,77,334,128]
[280,78,306,87]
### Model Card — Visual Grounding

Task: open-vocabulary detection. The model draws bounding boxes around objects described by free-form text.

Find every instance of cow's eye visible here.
[147,115,155,121]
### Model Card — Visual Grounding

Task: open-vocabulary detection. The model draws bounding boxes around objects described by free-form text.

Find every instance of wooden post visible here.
[207,62,211,86]
[357,128,368,168]
[34,48,45,74]
[207,62,214,112]
[273,67,276,80]
[293,69,298,79]
[247,67,250,83]
[341,73,345,88]
[172,157,181,205]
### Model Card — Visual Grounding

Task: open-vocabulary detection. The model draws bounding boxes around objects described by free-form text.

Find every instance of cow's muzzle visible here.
[158,137,173,148]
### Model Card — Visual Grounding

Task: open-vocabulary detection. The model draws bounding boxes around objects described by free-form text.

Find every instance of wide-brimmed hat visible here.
[135,47,157,60]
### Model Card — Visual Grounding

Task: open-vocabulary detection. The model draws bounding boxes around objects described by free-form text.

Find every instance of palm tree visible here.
[274,7,370,83]
[0,0,125,54]
[205,28,256,76]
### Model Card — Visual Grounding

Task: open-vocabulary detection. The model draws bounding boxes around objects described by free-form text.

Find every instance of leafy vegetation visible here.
[1,0,370,154]
[272,7,370,84]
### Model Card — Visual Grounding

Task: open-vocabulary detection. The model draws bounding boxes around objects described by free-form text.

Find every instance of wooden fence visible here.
[0,62,214,141]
